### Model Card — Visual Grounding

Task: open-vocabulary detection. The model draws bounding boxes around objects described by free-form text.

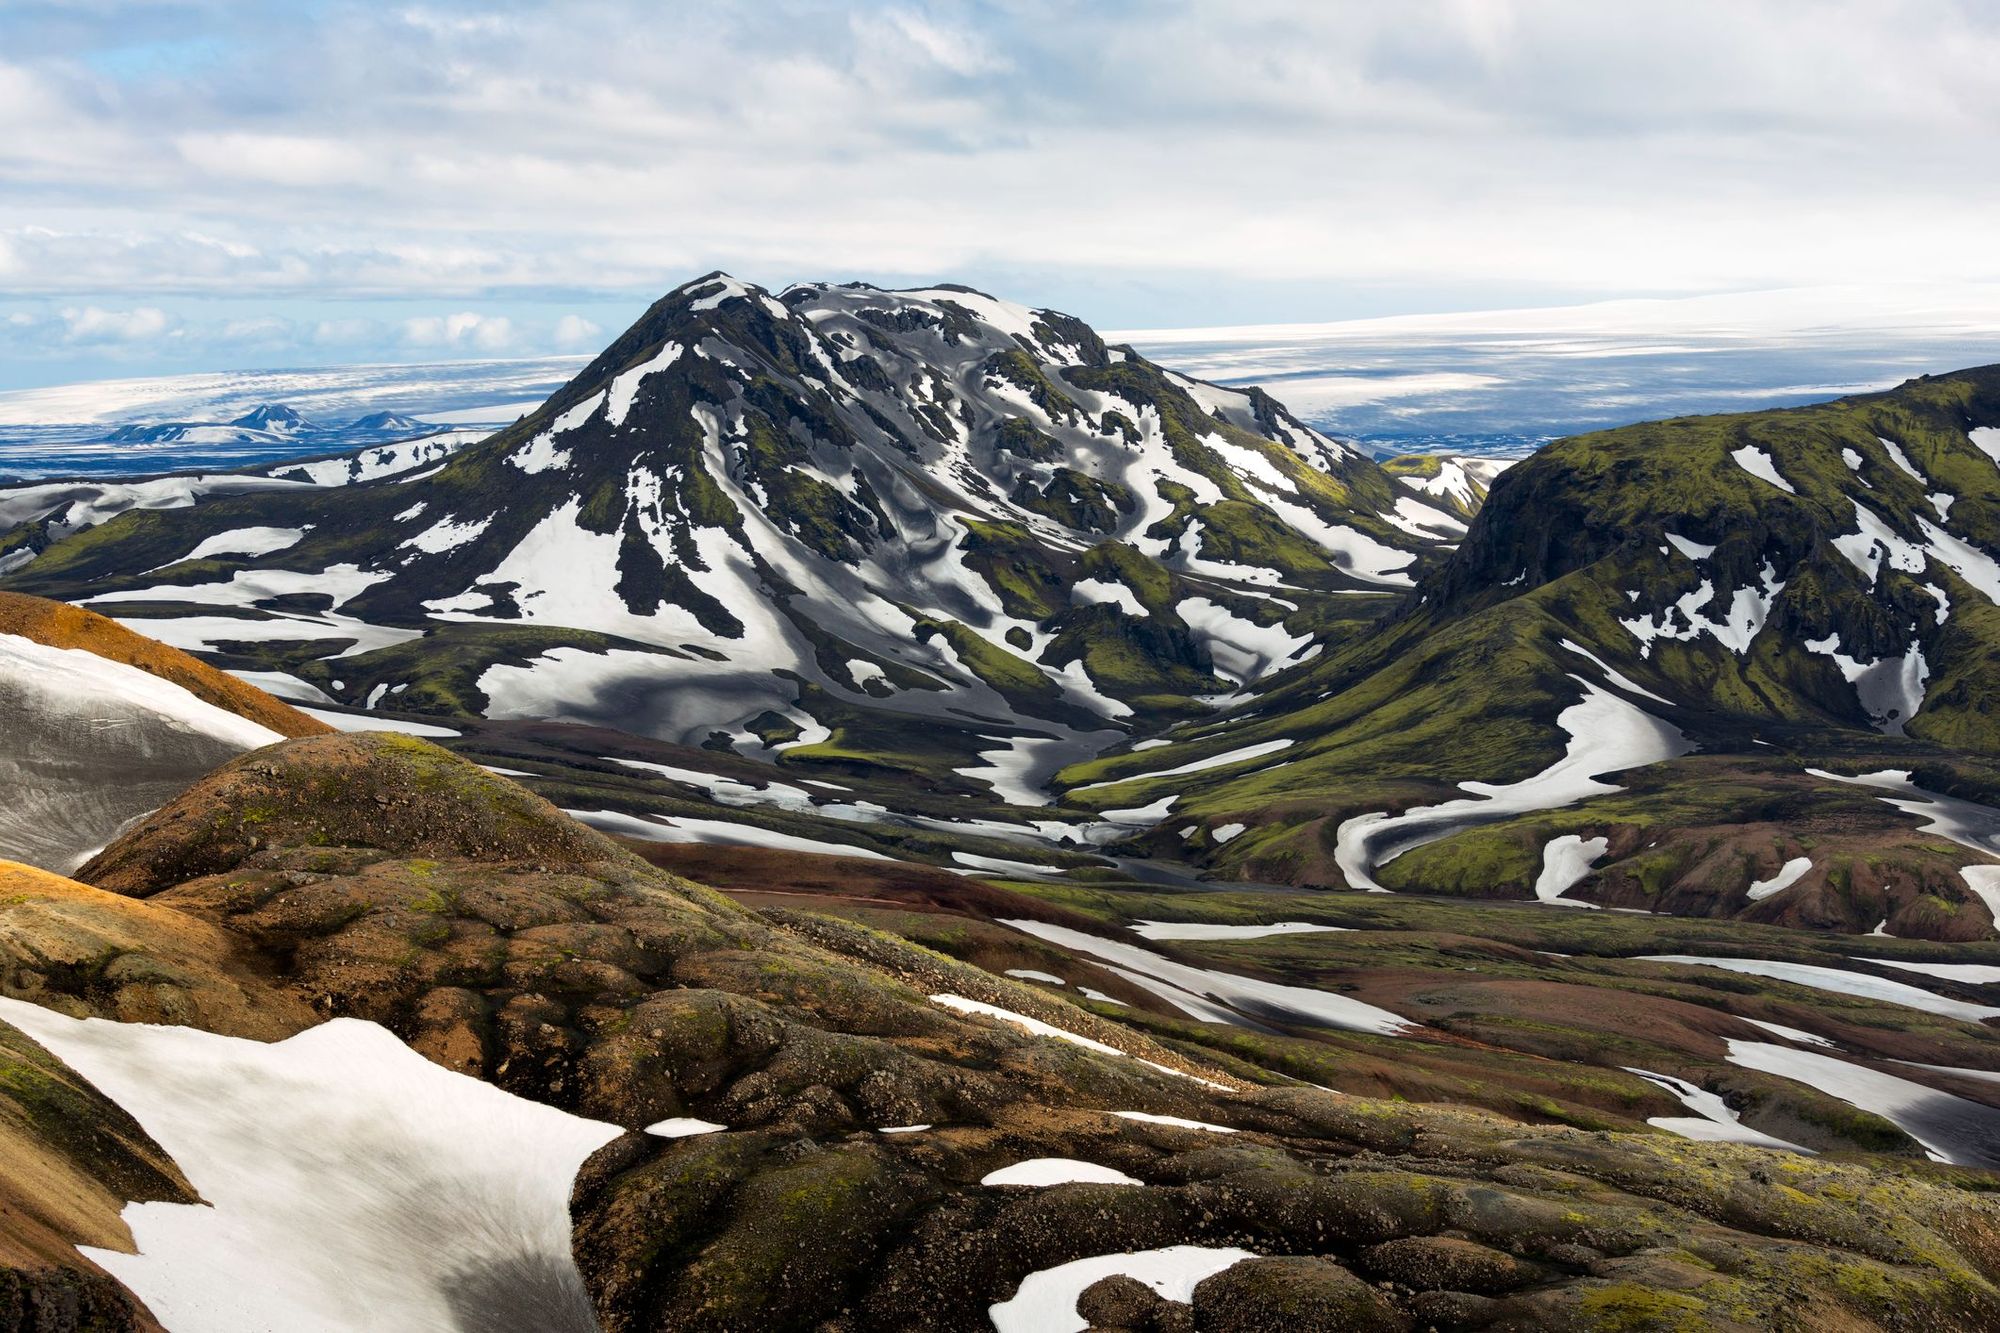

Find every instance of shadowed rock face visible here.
[0,732,1984,1331]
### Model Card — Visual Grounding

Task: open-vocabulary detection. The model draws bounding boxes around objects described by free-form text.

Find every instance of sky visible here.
[1,0,1997,389]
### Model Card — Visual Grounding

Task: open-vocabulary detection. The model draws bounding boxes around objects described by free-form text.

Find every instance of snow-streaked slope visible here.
[7,275,1459,785]
[0,1000,621,1333]
[1809,768,2000,926]
[0,428,485,575]
[1725,1039,2000,1169]
[1640,955,2000,1024]
[1004,918,1412,1036]
[1623,1067,1809,1152]
[1335,678,1689,891]
[1128,920,1346,942]
[0,631,282,871]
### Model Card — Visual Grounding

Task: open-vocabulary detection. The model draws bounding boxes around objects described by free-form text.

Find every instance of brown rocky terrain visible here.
[0,734,1993,1329]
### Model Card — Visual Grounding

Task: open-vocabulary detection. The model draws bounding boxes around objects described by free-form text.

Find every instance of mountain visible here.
[347,410,433,433]
[1064,367,2000,933]
[0,274,1464,788]
[12,278,2000,946]
[227,403,315,434]
[95,403,439,451]
[3,728,1997,1330]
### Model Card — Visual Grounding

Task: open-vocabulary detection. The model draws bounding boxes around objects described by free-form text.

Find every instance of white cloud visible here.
[0,1,1993,320]
[174,132,375,189]
[60,305,171,342]
[401,311,513,350]
[552,314,601,347]
[313,318,379,345]
[863,10,1009,77]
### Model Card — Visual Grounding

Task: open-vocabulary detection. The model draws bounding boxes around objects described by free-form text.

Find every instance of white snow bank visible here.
[1726,1039,2000,1169]
[226,669,335,705]
[1560,638,1670,704]
[1621,562,1786,658]
[1004,919,1412,1036]
[0,1000,620,1333]
[645,1117,725,1138]
[1535,834,1608,907]
[1663,532,1716,560]
[953,852,1067,877]
[930,995,1125,1056]
[1746,856,1812,902]
[1803,635,1927,735]
[1112,1111,1237,1134]
[1128,921,1345,942]
[1072,578,1147,617]
[1640,955,2000,1023]
[0,631,281,754]
[1070,739,1293,794]
[1623,1067,1810,1151]
[1858,958,2000,985]
[567,807,892,861]
[981,1159,1141,1187]
[1336,678,1687,891]
[297,708,461,738]
[988,1245,1255,1333]
[1741,1018,1836,1048]
[1729,445,1796,493]
[181,526,306,562]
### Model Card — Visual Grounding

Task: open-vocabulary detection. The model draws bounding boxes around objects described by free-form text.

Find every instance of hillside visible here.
[0,592,328,872]
[1,734,1997,1330]
[1052,368,2000,934]
[0,276,1462,792]
[9,282,2000,943]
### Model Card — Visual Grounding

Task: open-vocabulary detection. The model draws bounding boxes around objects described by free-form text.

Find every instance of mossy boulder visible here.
[1190,1256,1409,1332]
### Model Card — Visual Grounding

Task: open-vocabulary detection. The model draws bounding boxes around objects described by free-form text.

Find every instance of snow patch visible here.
[1336,678,1688,891]
[1128,920,1345,942]
[988,1245,1255,1333]
[0,1000,619,1333]
[1004,919,1411,1036]
[644,1117,725,1139]
[1746,856,1812,901]
[1663,532,1715,560]
[1726,1040,2000,1168]
[1729,445,1795,493]
[1624,1066,1810,1152]
[1641,955,2000,1024]
[981,1159,1141,1188]
[181,526,306,562]
[1535,834,1608,907]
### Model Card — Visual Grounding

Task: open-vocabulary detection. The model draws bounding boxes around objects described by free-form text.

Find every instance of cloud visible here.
[0,0,1994,329]
[59,305,171,342]
[552,313,601,347]
[174,132,374,188]
[401,311,514,351]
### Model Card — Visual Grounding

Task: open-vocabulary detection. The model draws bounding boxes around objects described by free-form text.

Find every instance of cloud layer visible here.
[1,1,1996,379]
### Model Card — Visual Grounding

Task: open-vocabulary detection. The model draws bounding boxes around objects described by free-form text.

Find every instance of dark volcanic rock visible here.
[1191,1256,1408,1332]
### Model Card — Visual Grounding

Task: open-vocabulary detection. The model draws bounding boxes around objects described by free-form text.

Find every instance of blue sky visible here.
[1,1,1997,389]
